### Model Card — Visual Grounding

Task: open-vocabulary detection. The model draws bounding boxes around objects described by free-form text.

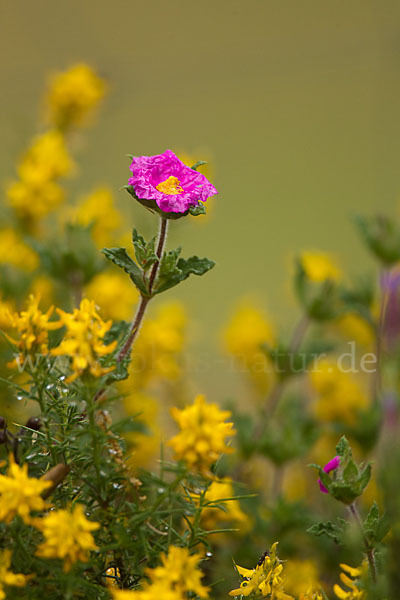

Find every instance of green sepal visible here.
[189,202,207,216]
[191,160,207,171]
[294,257,342,321]
[363,502,390,546]
[125,185,189,220]
[102,247,148,296]
[355,213,400,266]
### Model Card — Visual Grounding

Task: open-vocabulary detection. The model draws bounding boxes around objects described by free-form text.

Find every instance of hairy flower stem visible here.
[117,217,168,364]
[349,502,377,583]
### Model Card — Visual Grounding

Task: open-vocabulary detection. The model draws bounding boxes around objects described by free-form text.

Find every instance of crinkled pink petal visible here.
[128,149,218,213]
[318,455,340,494]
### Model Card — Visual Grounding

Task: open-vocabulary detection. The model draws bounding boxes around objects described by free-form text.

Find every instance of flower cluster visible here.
[34,504,100,572]
[71,187,121,247]
[0,550,29,599]
[111,546,209,599]
[46,63,106,130]
[85,271,139,321]
[51,298,117,382]
[0,229,38,271]
[6,130,73,225]
[300,251,341,282]
[168,394,235,475]
[333,563,366,599]
[229,543,293,599]
[5,295,61,368]
[0,458,51,524]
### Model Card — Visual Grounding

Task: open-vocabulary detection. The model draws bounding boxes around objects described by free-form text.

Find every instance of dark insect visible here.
[257,550,270,567]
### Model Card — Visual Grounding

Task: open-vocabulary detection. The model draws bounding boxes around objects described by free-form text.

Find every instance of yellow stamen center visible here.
[156,176,183,195]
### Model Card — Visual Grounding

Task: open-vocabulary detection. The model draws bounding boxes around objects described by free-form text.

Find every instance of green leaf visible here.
[132,229,157,271]
[102,247,148,296]
[343,460,358,483]
[155,254,215,294]
[307,520,344,545]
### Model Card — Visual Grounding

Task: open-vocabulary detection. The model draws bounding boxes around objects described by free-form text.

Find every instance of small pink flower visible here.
[128,150,217,214]
[318,455,340,494]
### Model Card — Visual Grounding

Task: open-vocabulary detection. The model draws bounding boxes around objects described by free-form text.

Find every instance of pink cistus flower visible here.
[128,150,218,214]
[318,456,340,494]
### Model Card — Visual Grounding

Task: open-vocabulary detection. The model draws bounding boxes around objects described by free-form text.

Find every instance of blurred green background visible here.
[1,0,400,398]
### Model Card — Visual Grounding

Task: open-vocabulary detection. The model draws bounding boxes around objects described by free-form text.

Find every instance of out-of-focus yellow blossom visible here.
[51,298,117,382]
[333,563,366,600]
[7,178,65,222]
[30,275,55,303]
[46,63,106,130]
[5,295,61,368]
[0,295,15,330]
[195,478,249,532]
[169,394,235,475]
[300,251,341,282]
[73,187,121,247]
[282,463,308,501]
[334,313,375,347]
[229,543,293,599]
[111,582,177,600]
[0,457,51,524]
[123,391,161,469]
[0,229,39,271]
[34,504,99,572]
[284,560,320,598]
[0,549,29,599]
[18,130,73,182]
[223,301,276,395]
[130,302,187,389]
[7,130,73,222]
[309,359,369,426]
[85,271,138,321]
[299,587,323,600]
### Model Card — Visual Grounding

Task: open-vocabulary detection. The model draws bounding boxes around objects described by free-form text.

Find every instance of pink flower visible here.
[318,455,340,493]
[128,150,217,214]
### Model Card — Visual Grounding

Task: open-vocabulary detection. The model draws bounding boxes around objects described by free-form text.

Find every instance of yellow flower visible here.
[5,295,61,368]
[168,394,235,475]
[85,271,139,321]
[299,587,323,600]
[300,251,341,282]
[123,392,161,469]
[46,63,106,130]
[7,178,65,222]
[283,559,320,598]
[333,312,375,347]
[229,543,294,599]
[110,547,208,599]
[195,478,249,532]
[111,581,177,600]
[51,298,117,382]
[129,302,187,389]
[0,549,29,599]
[309,359,369,426]
[0,457,51,524]
[223,301,275,395]
[148,546,209,599]
[333,563,366,600]
[0,294,15,331]
[18,130,73,182]
[35,504,99,572]
[73,187,121,247]
[0,229,39,271]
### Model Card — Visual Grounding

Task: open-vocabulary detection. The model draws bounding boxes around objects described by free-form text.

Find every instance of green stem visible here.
[117,217,168,363]
[349,502,377,583]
